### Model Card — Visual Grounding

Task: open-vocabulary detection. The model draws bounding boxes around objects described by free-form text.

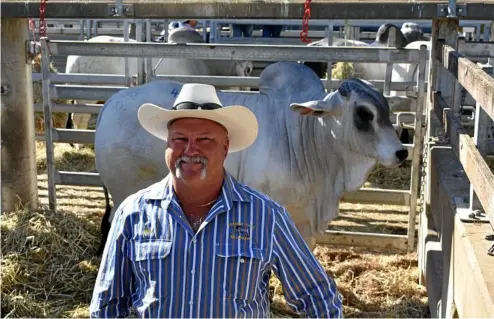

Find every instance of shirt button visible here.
[191,270,195,274]
[240,258,245,263]
[192,238,197,243]
[189,301,193,305]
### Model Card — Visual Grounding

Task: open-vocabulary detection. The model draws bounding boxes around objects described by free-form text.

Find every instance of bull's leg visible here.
[295,220,317,251]
[97,184,113,256]
[303,235,317,251]
[73,113,92,130]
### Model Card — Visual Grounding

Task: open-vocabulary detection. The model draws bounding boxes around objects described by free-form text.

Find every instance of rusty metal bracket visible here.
[437,4,467,18]
[453,196,490,223]
[108,0,134,17]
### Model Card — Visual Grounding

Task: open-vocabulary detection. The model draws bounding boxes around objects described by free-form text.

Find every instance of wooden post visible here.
[1,18,38,212]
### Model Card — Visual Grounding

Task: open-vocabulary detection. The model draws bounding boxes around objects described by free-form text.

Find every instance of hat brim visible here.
[138,103,259,153]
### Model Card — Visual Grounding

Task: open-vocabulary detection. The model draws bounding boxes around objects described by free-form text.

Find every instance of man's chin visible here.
[175,169,207,182]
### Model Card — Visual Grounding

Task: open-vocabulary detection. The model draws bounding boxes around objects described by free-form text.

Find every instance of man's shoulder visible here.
[117,179,168,213]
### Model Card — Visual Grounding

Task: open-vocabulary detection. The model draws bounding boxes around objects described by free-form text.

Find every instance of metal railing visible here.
[38,35,429,251]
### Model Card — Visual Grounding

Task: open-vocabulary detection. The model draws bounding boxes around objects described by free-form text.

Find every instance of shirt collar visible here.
[142,170,251,204]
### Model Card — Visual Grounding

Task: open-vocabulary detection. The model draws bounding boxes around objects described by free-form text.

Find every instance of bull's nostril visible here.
[396,149,408,162]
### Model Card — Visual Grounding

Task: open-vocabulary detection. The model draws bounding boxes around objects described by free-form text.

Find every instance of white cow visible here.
[94,61,408,254]
[401,22,429,43]
[65,28,253,129]
[303,23,417,80]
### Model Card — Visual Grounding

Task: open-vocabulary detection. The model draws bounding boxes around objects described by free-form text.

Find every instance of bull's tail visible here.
[97,183,112,257]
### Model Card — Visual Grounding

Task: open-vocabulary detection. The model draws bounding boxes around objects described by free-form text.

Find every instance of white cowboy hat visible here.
[137,83,259,153]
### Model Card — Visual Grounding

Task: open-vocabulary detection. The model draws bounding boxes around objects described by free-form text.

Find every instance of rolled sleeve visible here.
[90,200,133,318]
[271,208,343,318]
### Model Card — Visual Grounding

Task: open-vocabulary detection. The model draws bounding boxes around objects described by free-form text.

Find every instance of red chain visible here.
[39,0,48,38]
[300,0,312,43]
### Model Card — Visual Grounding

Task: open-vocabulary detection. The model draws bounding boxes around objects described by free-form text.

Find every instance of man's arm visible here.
[271,207,343,318]
[90,200,133,318]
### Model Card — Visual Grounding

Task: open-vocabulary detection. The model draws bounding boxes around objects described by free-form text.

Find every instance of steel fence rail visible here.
[46,40,423,63]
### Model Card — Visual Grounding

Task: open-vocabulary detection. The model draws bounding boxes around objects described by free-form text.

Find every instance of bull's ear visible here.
[290,90,344,117]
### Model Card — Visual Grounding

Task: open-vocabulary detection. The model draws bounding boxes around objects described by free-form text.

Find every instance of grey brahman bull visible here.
[94,62,408,254]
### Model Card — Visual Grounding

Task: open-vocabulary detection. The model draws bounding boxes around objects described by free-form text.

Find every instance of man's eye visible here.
[173,137,187,141]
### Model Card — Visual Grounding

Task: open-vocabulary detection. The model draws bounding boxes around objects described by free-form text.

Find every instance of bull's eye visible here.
[354,106,374,131]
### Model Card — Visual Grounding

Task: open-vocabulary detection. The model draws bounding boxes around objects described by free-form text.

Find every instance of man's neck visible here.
[172,171,225,207]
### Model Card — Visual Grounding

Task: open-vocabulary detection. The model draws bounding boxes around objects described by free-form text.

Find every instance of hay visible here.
[1,205,101,318]
[35,141,96,174]
[365,162,412,190]
[32,54,72,134]
[1,204,428,318]
[333,62,356,80]
[270,246,429,318]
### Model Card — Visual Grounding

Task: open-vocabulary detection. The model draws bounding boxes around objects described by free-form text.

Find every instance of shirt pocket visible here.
[215,243,266,302]
[128,239,173,298]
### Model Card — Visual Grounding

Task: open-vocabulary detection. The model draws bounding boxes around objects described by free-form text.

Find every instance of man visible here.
[90,83,343,318]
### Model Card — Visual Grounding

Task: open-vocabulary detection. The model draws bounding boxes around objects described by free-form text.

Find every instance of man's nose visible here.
[184,140,200,156]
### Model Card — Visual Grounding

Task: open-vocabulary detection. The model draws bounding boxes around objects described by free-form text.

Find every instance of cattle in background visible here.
[65,27,253,130]
[401,22,430,43]
[302,23,420,79]
[94,61,408,254]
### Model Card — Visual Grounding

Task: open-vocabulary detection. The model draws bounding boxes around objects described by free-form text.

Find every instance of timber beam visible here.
[2,0,494,20]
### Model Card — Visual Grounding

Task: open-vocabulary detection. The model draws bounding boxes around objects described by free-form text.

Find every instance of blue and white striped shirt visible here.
[90,171,343,318]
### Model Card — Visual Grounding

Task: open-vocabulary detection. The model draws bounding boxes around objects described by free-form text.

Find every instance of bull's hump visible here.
[258,62,325,96]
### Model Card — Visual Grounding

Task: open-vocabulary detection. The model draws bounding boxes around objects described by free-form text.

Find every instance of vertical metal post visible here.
[164,19,169,43]
[40,37,57,212]
[1,18,38,212]
[383,26,396,96]
[93,19,98,37]
[146,19,153,82]
[136,20,145,85]
[325,21,333,92]
[202,20,208,42]
[79,19,84,40]
[123,20,131,87]
[448,0,457,18]
[419,18,443,287]
[452,37,465,115]
[488,22,494,68]
[407,44,427,252]
[210,21,217,43]
[85,20,91,39]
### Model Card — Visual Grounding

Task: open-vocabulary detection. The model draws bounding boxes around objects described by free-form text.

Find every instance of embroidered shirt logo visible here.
[229,222,253,240]
[142,227,154,237]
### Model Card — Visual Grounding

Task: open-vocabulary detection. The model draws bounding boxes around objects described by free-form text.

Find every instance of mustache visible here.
[175,155,208,168]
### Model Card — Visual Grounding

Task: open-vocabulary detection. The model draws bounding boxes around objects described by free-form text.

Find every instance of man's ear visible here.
[290,90,345,118]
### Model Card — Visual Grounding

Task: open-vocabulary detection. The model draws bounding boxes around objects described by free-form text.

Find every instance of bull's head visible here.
[290,78,408,167]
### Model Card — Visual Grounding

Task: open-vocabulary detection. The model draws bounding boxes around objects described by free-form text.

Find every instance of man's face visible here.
[166,118,229,186]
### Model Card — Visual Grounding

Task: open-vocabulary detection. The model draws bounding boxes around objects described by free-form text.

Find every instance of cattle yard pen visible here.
[33,36,428,252]
[2,0,494,318]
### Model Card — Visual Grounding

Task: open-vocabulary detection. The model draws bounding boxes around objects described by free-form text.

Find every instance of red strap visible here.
[39,0,48,38]
[300,0,312,43]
